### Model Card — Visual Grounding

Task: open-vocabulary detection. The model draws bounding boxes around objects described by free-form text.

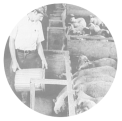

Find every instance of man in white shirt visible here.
[9,9,48,104]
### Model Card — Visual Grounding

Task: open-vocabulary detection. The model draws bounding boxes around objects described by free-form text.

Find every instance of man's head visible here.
[33,9,44,21]
[28,8,45,22]
[36,6,48,17]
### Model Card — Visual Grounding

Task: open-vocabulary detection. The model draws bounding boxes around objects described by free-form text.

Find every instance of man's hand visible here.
[42,60,48,69]
[11,61,21,72]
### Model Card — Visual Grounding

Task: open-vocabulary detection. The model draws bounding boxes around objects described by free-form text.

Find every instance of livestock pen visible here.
[4,3,117,117]
[67,35,117,60]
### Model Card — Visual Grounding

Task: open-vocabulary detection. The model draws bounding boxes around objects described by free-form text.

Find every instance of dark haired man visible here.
[9,9,48,104]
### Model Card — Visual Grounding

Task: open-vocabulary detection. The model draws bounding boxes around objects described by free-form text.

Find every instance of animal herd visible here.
[53,55,117,115]
[68,14,112,38]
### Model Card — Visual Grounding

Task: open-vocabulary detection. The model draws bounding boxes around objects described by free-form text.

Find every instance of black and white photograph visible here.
[1,1,121,119]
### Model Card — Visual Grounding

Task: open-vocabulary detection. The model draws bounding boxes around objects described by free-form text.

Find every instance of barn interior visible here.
[4,3,117,117]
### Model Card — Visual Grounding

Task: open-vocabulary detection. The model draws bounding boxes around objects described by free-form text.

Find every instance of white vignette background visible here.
[0,0,122,121]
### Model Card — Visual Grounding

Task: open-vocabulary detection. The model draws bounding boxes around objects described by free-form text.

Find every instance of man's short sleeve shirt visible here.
[10,16,44,50]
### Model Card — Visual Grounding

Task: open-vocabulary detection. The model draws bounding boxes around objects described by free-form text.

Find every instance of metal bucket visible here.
[15,68,45,91]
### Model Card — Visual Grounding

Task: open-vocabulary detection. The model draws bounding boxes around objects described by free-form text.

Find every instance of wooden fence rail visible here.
[67,35,114,41]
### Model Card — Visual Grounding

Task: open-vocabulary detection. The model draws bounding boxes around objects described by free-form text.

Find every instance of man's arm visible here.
[9,25,18,62]
[9,24,21,72]
[9,36,21,72]
[37,42,47,69]
[37,42,45,61]
[37,22,47,69]
[9,36,17,62]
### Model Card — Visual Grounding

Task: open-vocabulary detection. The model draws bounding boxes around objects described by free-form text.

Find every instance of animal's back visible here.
[93,58,117,69]
[82,81,112,98]
[76,66,116,78]
[73,74,114,89]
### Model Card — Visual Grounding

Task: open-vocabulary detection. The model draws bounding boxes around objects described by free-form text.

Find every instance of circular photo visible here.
[4,3,117,117]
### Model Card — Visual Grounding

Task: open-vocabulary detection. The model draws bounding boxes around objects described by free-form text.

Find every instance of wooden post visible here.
[64,51,75,116]
[41,69,45,91]
[30,69,45,109]
[61,9,66,28]
[30,80,35,110]
[47,27,49,50]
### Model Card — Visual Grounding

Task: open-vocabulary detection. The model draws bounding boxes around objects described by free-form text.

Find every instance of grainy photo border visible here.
[0,0,122,121]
